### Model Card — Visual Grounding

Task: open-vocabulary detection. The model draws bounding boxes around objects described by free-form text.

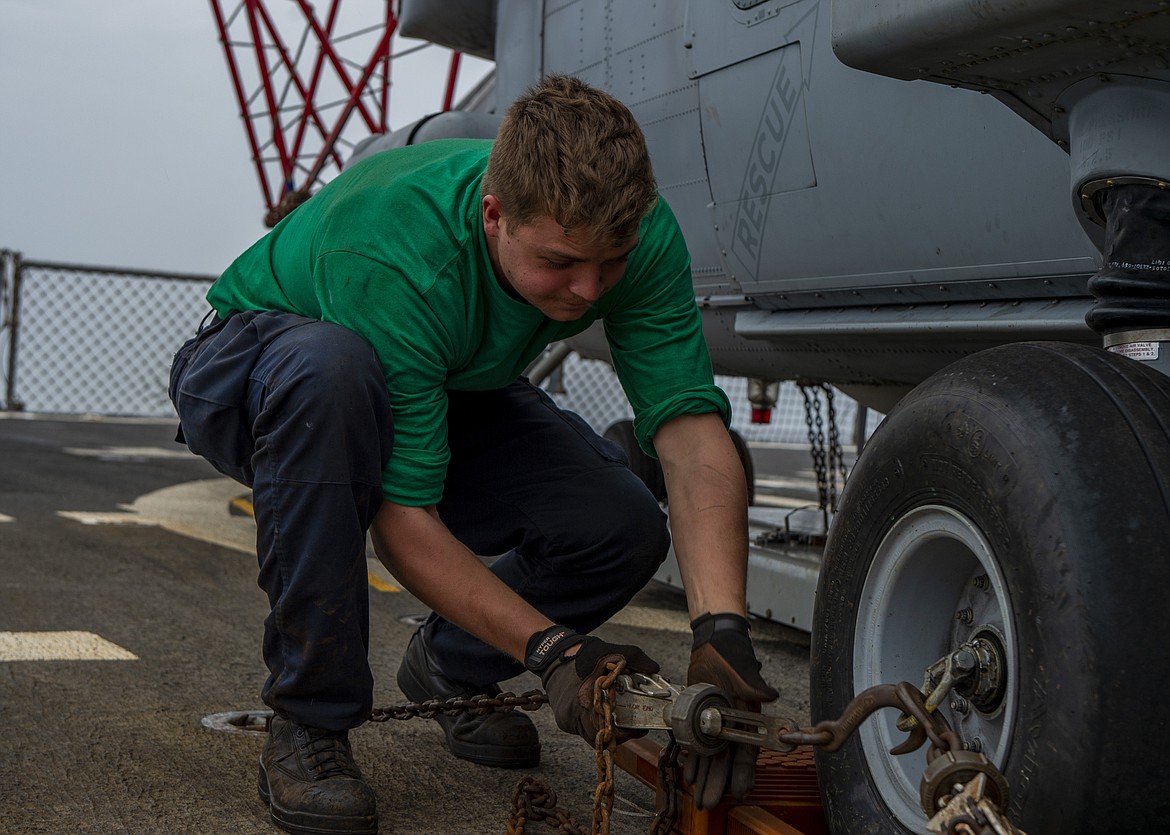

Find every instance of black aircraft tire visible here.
[729,428,756,506]
[810,342,1170,834]
[603,418,667,502]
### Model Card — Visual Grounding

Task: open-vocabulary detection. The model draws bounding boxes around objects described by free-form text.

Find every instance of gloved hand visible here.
[525,624,660,746]
[684,612,779,810]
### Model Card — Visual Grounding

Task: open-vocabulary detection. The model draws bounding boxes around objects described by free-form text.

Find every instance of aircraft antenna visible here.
[208,0,465,226]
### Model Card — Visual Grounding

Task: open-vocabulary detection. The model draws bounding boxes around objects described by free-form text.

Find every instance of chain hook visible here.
[779,682,960,757]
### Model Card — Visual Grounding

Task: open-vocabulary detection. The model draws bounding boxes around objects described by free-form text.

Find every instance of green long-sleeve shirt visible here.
[207,139,729,505]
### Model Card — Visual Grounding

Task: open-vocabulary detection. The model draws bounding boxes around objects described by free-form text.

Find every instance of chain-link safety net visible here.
[544,352,882,447]
[0,253,216,416]
[0,251,882,448]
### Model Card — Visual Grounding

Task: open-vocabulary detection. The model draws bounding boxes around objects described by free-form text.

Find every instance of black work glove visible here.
[684,612,779,810]
[525,624,660,746]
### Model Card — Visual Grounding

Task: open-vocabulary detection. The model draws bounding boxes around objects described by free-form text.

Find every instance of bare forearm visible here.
[655,413,750,618]
[371,502,552,660]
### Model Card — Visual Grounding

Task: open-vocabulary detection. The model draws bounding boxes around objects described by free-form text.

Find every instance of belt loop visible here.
[197,308,220,333]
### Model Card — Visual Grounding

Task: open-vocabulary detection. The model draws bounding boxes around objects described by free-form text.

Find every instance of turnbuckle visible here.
[610,674,801,756]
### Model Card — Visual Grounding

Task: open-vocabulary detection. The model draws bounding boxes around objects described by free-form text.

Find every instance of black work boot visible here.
[396,626,540,768]
[259,715,378,835]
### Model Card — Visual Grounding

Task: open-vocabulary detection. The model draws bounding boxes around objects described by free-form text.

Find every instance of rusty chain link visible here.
[503,658,627,835]
[647,739,681,835]
[368,690,549,722]
[370,659,648,835]
[508,776,584,835]
[589,659,622,834]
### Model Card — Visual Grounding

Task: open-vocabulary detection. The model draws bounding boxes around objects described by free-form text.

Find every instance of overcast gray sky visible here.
[0,1,491,277]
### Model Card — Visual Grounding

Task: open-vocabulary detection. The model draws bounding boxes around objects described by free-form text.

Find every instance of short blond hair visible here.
[482,75,658,246]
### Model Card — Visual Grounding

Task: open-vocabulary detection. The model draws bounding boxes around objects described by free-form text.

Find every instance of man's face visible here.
[482,195,638,322]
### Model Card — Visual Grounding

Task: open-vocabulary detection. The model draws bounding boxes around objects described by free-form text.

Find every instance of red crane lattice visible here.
[210,0,464,226]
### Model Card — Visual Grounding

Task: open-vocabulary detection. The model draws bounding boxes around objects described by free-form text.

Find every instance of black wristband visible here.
[524,624,584,673]
[690,612,778,702]
[690,612,752,650]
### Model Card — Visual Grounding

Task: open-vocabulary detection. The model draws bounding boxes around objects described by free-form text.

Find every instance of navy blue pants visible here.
[170,310,669,730]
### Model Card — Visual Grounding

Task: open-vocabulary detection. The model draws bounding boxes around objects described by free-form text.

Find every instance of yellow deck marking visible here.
[229,496,255,516]
[228,493,399,593]
[367,570,401,593]
[0,631,138,661]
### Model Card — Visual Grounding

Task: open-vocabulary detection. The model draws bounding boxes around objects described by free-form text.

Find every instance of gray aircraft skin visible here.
[362,3,1170,833]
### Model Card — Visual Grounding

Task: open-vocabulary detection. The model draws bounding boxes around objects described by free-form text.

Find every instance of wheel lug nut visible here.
[955,608,974,625]
[953,649,977,673]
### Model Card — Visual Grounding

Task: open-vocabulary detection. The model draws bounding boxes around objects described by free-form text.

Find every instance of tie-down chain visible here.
[368,667,1024,835]
[370,660,626,835]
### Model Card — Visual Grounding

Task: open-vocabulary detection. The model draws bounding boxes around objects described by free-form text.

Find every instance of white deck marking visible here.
[57,511,159,527]
[63,446,196,461]
[0,631,138,661]
[57,478,256,555]
[0,513,12,523]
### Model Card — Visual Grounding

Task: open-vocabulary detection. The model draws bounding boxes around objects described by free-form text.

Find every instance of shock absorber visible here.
[1086,184,1170,378]
[1064,78,1170,379]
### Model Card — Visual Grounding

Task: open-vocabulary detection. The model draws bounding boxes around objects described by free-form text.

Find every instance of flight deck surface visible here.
[1,414,816,835]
